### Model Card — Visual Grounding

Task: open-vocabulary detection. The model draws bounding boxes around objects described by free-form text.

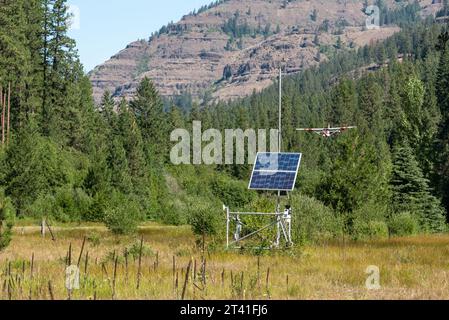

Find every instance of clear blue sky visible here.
[68,0,213,72]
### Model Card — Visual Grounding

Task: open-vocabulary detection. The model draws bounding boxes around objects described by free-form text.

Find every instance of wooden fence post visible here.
[136,236,143,290]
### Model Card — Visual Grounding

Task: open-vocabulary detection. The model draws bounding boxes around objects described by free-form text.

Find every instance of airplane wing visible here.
[330,126,356,131]
[296,128,327,132]
[297,126,357,132]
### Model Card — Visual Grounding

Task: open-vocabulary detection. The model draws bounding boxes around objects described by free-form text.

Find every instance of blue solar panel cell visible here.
[249,152,302,191]
[249,171,297,191]
[255,153,301,172]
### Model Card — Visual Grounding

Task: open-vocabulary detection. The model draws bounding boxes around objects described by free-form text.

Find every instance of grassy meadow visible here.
[1,222,449,300]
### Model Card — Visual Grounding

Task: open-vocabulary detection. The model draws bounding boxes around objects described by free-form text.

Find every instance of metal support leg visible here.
[275,215,281,248]
[235,216,242,242]
[225,206,230,250]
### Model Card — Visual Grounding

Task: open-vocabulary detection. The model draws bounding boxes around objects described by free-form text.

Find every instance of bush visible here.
[0,189,15,251]
[160,197,188,226]
[125,240,155,260]
[26,193,57,219]
[352,202,389,223]
[85,191,109,222]
[188,199,222,237]
[352,219,389,241]
[87,232,101,247]
[55,186,92,221]
[54,187,92,222]
[243,196,278,241]
[291,194,344,244]
[211,175,255,209]
[388,212,420,237]
[4,135,76,212]
[25,187,92,223]
[104,191,144,235]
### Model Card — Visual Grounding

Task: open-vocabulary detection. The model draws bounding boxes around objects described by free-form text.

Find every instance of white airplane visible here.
[297,124,356,138]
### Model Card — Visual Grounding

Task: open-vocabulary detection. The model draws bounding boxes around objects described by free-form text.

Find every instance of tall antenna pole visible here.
[278,67,282,153]
[276,67,282,248]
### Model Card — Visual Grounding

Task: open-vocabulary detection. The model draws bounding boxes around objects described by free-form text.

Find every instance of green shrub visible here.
[54,187,92,222]
[26,188,92,224]
[388,212,420,237]
[160,197,188,226]
[211,175,255,209]
[352,202,389,223]
[188,199,222,237]
[87,232,101,247]
[4,135,76,212]
[125,240,155,260]
[0,189,15,251]
[85,191,109,222]
[352,219,389,241]
[104,191,144,235]
[26,193,57,219]
[240,196,282,244]
[291,194,344,244]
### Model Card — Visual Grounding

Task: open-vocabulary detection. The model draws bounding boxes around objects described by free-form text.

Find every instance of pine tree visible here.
[100,91,117,131]
[62,64,97,151]
[107,136,132,194]
[318,131,391,216]
[22,0,46,121]
[0,0,33,127]
[42,0,78,138]
[118,101,148,195]
[168,105,185,130]
[0,188,15,251]
[391,142,446,232]
[330,79,357,125]
[436,42,449,213]
[358,77,384,131]
[130,77,168,162]
[399,76,426,149]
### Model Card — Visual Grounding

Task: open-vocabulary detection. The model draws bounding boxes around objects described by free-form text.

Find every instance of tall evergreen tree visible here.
[329,79,357,125]
[391,142,446,232]
[118,101,148,195]
[436,41,449,214]
[318,131,391,216]
[130,77,169,162]
[42,0,78,138]
[0,0,33,127]
[107,136,132,194]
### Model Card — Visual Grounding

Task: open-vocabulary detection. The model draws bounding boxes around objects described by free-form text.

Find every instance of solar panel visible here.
[254,153,302,171]
[249,152,302,191]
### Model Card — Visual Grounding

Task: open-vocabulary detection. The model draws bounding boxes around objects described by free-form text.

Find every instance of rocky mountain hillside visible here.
[89,0,442,104]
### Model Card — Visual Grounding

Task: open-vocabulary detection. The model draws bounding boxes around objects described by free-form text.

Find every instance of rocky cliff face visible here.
[89,0,441,104]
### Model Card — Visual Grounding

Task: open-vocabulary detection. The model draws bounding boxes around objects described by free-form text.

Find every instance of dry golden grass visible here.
[1,223,449,300]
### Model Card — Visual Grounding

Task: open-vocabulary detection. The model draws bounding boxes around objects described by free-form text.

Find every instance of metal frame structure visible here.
[222,66,358,250]
[224,205,293,250]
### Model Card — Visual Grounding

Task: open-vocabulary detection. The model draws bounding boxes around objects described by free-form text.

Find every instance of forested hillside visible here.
[90,0,441,104]
[1,0,449,250]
